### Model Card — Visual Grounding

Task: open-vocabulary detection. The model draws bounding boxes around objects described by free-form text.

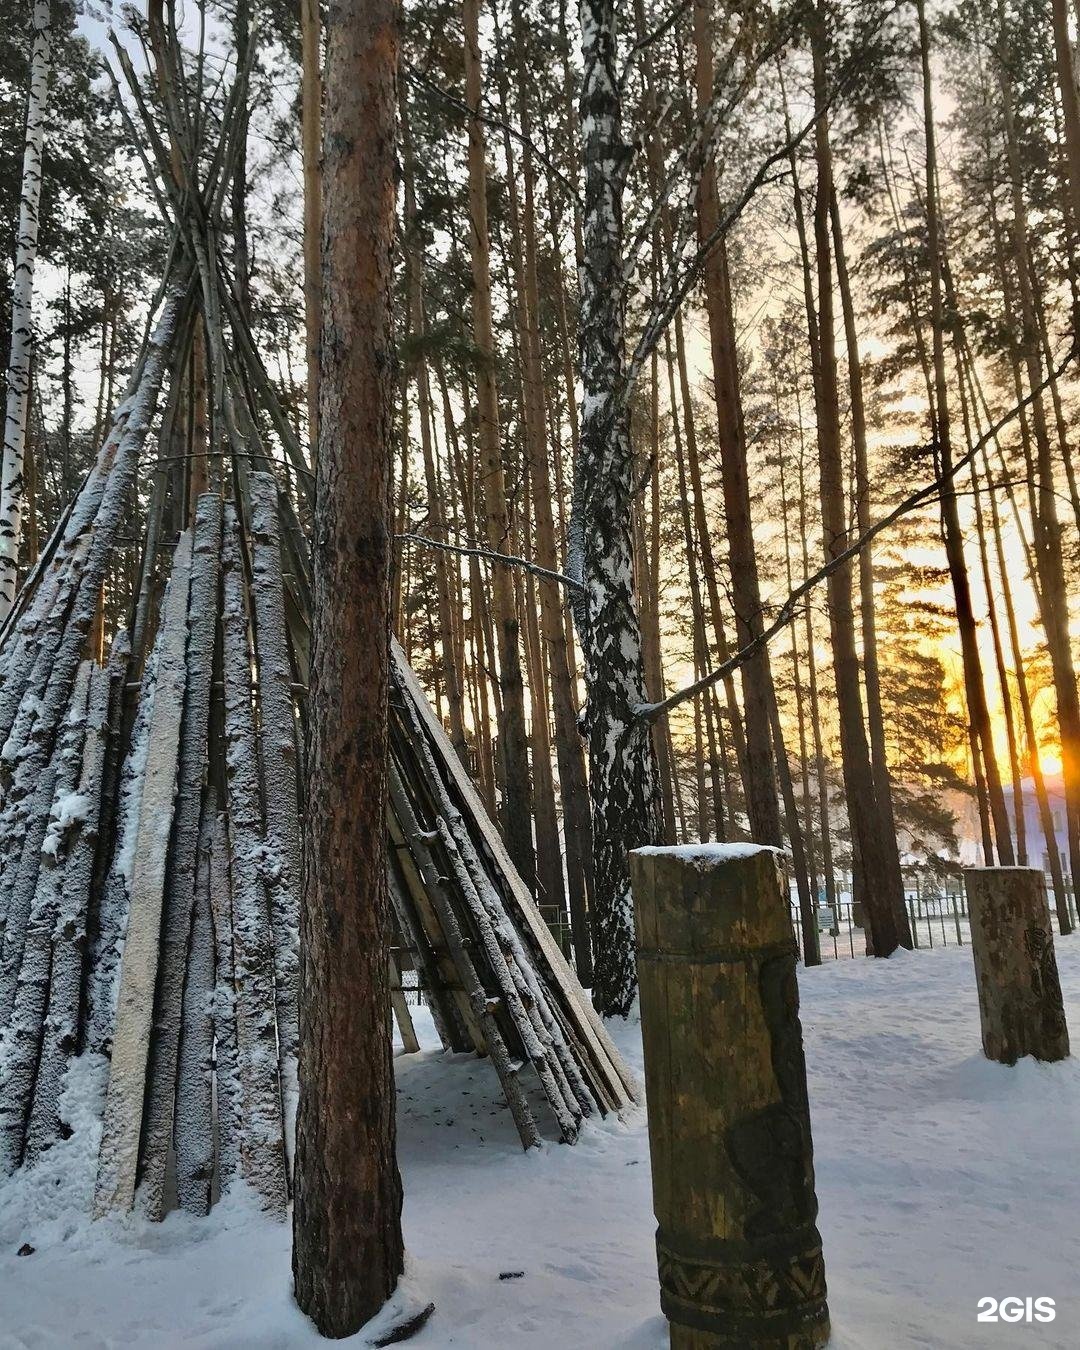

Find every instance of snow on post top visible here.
[630,842,785,869]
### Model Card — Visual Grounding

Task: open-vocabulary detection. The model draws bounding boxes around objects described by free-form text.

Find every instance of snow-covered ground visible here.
[3,940,1080,1349]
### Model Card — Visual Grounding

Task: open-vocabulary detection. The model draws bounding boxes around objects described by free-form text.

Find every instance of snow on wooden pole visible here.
[630,844,830,1350]
[140,493,222,1219]
[221,504,287,1215]
[0,661,91,1174]
[25,655,116,1162]
[248,472,301,1062]
[0,0,54,622]
[964,866,1070,1065]
[174,808,216,1216]
[94,531,193,1218]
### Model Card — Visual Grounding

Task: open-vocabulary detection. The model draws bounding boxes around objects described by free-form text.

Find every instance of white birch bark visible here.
[0,0,54,621]
[575,0,660,1017]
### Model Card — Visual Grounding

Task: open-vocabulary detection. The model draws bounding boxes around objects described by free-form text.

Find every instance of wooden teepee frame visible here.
[0,16,634,1222]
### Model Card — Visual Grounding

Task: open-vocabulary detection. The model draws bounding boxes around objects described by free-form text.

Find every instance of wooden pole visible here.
[630,845,829,1350]
[964,866,1070,1065]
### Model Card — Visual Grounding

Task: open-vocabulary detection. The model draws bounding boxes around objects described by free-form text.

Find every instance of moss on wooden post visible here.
[630,844,830,1350]
[965,866,1070,1065]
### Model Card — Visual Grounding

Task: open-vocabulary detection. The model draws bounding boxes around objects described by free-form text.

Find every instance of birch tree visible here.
[0,0,53,621]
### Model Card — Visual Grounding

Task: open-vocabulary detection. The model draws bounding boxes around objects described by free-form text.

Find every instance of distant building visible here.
[1003,774,1070,879]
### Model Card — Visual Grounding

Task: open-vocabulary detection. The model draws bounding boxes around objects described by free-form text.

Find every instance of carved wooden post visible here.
[965,866,1070,1065]
[630,845,830,1349]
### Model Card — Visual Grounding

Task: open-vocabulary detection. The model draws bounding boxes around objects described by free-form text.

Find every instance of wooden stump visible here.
[630,845,829,1350]
[965,866,1070,1065]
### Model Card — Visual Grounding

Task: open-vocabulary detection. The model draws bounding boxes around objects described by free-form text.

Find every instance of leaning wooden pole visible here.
[630,845,829,1350]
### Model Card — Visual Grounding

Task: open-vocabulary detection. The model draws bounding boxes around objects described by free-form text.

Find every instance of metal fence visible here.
[790,874,1079,964]
[399,873,1079,1009]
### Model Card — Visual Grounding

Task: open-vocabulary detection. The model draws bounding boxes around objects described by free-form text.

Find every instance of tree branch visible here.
[402,64,577,200]
[637,343,1077,723]
[397,533,584,593]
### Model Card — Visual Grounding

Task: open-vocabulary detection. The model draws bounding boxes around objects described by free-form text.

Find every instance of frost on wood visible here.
[174,809,216,1216]
[25,657,114,1164]
[221,505,287,1216]
[94,532,192,1218]
[0,662,91,1175]
[208,808,242,1194]
[248,473,300,1062]
[85,628,161,1056]
[139,495,222,1221]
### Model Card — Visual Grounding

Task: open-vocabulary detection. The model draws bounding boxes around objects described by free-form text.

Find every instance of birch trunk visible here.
[0,0,54,621]
[576,0,660,1016]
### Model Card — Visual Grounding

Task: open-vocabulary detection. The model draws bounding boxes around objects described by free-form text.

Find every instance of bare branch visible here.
[397,533,585,593]
[403,64,577,200]
[619,0,692,88]
[637,342,1077,723]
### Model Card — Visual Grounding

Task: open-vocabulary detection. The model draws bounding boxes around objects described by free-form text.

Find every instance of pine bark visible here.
[292,0,405,1329]
[917,0,1015,868]
[811,18,909,955]
[692,0,780,845]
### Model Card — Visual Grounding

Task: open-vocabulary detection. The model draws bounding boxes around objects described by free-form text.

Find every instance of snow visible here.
[3,942,1080,1348]
[632,841,784,866]
[39,791,91,858]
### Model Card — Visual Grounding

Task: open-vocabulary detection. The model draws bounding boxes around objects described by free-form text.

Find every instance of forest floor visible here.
[3,938,1079,1349]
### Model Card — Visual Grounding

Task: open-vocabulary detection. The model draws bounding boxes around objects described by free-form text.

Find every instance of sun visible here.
[1039,753,1063,777]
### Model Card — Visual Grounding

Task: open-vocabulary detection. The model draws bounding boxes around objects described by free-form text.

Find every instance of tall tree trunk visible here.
[292,0,404,1332]
[812,13,909,954]
[993,13,1080,901]
[400,98,468,763]
[828,190,909,925]
[917,0,1015,866]
[575,0,660,1015]
[0,0,53,622]
[462,0,537,893]
[1051,0,1080,300]
[692,0,780,845]
[300,0,322,458]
